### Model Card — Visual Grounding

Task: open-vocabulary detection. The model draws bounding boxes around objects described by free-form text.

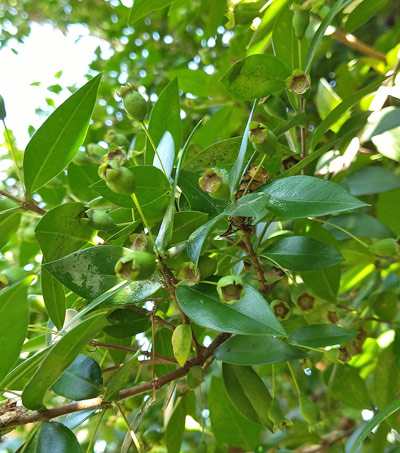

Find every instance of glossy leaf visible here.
[342,166,400,196]
[67,161,99,201]
[22,421,82,453]
[44,245,161,302]
[0,199,21,250]
[41,267,65,330]
[145,77,182,165]
[23,74,101,193]
[103,355,138,402]
[169,211,209,246]
[301,265,341,301]
[128,0,174,25]
[324,213,394,240]
[263,236,344,271]
[222,363,273,429]
[261,175,367,218]
[52,354,103,400]
[0,277,32,382]
[104,308,151,338]
[316,78,349,132]
[219,55,290,101]
[289,324,357,348]
[209,376,261,450]
[35,202,94,261]
[154,327,176,377]
[153,130,174,179]
[22,312,107,410]
[215,335,306,365]
[224,192,271,217]
[187,213,226,266]
[176,283,286,336]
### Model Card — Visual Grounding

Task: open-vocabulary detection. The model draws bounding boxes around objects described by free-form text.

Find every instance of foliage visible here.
[1,0,400,452]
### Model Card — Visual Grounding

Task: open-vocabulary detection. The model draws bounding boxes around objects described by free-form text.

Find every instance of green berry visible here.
[286,69,311,95]
[98,163,136,195]
[369,238,399,257]
[87,143,106,157]
[115,251,156,281]
[217,275,245,304]
[198,169,230,200]
[177,262,201,286]
[197,256,217,280]
[72,150,87,166]
[119,85,147,122]
[270,300,291,320]
[0,95,6,120]
[249,122,277,155]
[80,209,117,231]
[292,8,310,40]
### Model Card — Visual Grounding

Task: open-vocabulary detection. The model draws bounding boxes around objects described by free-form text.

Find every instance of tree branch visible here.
[0,332,231,430]
[243,231,269,294]
[0,190,46,215]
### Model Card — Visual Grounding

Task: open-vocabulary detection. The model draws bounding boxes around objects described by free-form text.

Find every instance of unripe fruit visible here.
[299,396,320,425]
[270,300,291,320]
[115,251,156,281]
[87,143,106,157]
[197,256,217,279]
[72,150,87,166]
[119,85,147,122]
[292,8,310,40]
[143,427,163,445]
[296,292,315,312]
[187,366,204,389]
[286,69,311,95]
[171,324,192,366]
[198,169,230,200]
[106,131,129,148]
[369,238,399,257]
[80,208,117,231]
[177,262,201,286]
[28,294,46,313]
[98,163,136,195]
[263,95,287,120]
[249,122,277,155]
[217,275,245,304]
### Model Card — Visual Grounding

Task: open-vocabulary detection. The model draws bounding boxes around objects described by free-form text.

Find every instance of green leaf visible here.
[176,283,286,336]
[272,112,307,137]
[22,312,107,410]
[128,0,174,25]
[179,171,228,215]
[41,267,66,330]
[222,363,273,429]
[229,101,257,195]
[165,397,186,453]
[22,421,83,453]
[215,335,306,365]
[316,78,350,133]
[219,55,290,101]
[91,165,170,210]
[104,308,151,338]
[342,166,400,196]
[224,192,271,217]
[103,355,138,402]
[0,277,32,382]
[289,324,357,348]
[23,74,101,193]
[183,137,244,172]
[261,175,367,218]
[166,68,211,97]
[35,202,94,261]
[52,354,103,400]
[324,213,394,240]
[304,0,346,73]
[0,199,21,250]
[263,236,344,271]
[145,77,182,166]
[301,265,341,301]
[44,246,162,302]
[344,0,390,33]
[187,213,226,266]
[209,376,261,450]
[169,211,209,246]
[67,161,99,201]
[329,365,371,410]
[350,397,400,453]
[310,77,384,151]
[154,327,176,377]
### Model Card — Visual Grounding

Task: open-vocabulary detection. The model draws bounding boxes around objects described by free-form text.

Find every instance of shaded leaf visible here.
[289,324,357,348]
[103,355,138,402]
[41,267,66,330]
[342,166,400,196]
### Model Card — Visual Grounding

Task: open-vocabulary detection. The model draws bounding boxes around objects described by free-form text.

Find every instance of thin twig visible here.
[242,231,269,293]
[0,189,46,215]
[125,304,174,331]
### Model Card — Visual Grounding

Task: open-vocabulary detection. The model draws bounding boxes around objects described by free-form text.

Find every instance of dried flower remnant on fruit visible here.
[286,70,311,95]
[327,310,339,324]
[281,155,300,170]
[249,122,277,155]
[270,300,291,320]
[296,292,315,311]
[198,169,230,200]
[338,346,351,363]
[115,251,156,281]
[102,148,127,166]
[217,275,245,304]
[177,262,201,286]
[236,164,269,199]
